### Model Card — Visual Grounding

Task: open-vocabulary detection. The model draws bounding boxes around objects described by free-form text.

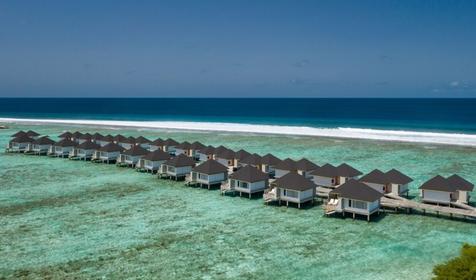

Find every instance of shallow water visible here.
[1,124,475,279]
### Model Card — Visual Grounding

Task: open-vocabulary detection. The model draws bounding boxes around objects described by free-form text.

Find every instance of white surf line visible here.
[1,117,476,147]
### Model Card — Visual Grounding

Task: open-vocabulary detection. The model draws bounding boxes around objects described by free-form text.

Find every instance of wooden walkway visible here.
[381,194,476,219]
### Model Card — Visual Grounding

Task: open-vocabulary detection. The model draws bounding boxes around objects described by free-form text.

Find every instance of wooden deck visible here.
[381,194,476,219]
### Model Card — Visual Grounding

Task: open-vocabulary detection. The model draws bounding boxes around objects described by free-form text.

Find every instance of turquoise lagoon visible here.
[1,123,475,279]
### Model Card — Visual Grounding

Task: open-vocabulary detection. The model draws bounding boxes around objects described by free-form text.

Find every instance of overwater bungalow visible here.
[239,153,262,169]
[196,146,215,162]
[159,154,196,180]
[163,138,179,155]
[92,142,124,163]
[29,136,55,155]
[117,145,150,167]
[175,141,192,156]
[71,141,100,160]
[233,149,252,167]
[447,174,474,204]
[359,169,413,196]
[420,175,474,205]
[187,159,228,189]
[260,153,281,176]
[136,149,171,173]
[50,138,77,157]
[214,149,236,168]
[268,172,316,208]
[7,134,36,153]
[274,158,297,178]
[58,131,73,140]
[295,158,319,178]
[135,136,151,149]
[311,163,362,189]
[189,141,206,160]
[225,165,269,198]
[327,179,383,221]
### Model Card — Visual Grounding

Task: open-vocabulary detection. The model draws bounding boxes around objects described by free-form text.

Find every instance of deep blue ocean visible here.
[1,98,476,133]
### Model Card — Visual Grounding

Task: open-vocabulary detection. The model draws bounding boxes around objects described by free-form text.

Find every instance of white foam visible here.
[1,117,476,147]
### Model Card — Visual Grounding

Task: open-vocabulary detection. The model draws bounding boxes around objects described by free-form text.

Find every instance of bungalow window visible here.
[350,200,367,209]
[199,174,208,180]
[238,181,249,189]
[228,160,232,166]
[284,189,298,198]
[168,166,176,173]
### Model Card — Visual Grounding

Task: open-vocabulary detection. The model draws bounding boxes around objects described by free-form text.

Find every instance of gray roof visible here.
[310,163,338,177]
[359,169,388,184]
[215,149,235,160]
[385,169,413,185]
[193,159,228,174]
[274,158,297,171]
[336,163,362,177]
[164,138,179,146]
[79,134,93,140]
[273,172,316,191]
[26,130,40,136]
[229,165,269,183]
[330,179,383,202]
[58,131,72,138]
[142,150,171,161]
[419,175,456,192]
[33,136,56,145]
[164,154,196,167]
[135,136,151,144]
[98,142,124,153]
[122,145,150,156]
[72,131,83,138]
[190,141,206,150]
[103,135,114,142]
[447,174,474,191]
[240,154,262,166]
[234,149,252,160]
[261,153,281,166]
[77,141,100,150]
[311,163,362,178]
[295,158,319,171]
[177,141,192,149]
[10,135,35,144]
[198,146,215,154]
[214,145,229,153]
[11,131,27,137]
[150,138,165,146]
[55,138,78,147]
[113,134,127,142]
[360,169,413,185]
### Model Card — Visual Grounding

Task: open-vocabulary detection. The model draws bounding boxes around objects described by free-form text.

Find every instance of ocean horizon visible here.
[2,98,476,147]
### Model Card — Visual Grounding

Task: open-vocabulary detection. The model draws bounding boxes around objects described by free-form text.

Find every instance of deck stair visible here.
[220,182,234,194]
[263,188,278,203]
[382,194,476,219]
[324,199,339,215]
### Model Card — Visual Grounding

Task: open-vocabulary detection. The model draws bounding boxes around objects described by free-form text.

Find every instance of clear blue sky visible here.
[0,0,475,97]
